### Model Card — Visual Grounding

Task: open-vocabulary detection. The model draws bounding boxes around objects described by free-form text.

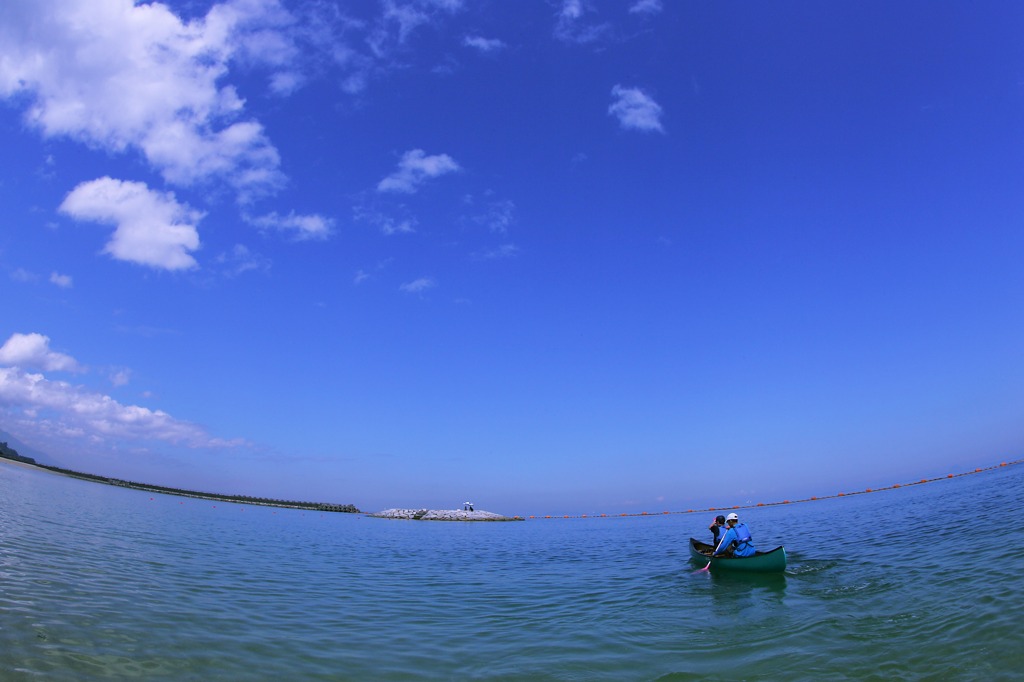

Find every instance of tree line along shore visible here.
[0,442,360,514]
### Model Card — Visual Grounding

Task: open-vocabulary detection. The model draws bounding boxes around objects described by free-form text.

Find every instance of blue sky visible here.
[1,0,1023,516]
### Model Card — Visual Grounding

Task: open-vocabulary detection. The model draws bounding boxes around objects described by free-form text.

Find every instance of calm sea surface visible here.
[2,460,1022,681]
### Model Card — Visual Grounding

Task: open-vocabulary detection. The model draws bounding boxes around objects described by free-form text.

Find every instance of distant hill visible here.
[0,429,60,466]
[1,439,34,464]
[0,427,360,514]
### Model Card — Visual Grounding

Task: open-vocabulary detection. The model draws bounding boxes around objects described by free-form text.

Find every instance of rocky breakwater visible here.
[368,508,522,521]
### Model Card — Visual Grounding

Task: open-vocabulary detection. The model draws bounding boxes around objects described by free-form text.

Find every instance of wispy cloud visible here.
[246,211,333,241]
[109,368,132,387]
[559,0,584,21]
[49,272,73,288]
[368,0,465,57]
[400,277,437,293]
[554,0,610,44]
[10,268,37,284]
[215,244,272,277]
[59,177,203,271]
[353,205,418,236]
[473,243,520,260]
[463,35,506,53]
[378,149,461,193]
[0,333,81,373]
[469,198,516,234]
[352,258,393,285]
[608,85,665,133]
[629,0,663,15]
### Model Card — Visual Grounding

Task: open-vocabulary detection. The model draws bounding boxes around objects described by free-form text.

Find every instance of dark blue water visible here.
[2,459,1022,680]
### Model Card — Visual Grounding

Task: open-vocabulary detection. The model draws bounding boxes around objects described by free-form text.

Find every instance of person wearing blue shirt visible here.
[713,512,756,557]
[708,514,727,549]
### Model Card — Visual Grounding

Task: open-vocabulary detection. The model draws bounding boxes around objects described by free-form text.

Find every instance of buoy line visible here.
[522,459,1021,520]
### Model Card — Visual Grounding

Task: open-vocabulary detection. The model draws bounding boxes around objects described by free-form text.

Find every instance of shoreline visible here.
[0,456,360,513]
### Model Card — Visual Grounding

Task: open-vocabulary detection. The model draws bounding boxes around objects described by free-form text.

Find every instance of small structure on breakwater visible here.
[368,508,522,521]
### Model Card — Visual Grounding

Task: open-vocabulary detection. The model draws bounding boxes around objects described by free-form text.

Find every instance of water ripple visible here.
[2,462,1023,680]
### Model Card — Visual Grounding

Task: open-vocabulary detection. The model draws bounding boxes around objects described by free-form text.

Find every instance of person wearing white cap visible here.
[713,512,756,557]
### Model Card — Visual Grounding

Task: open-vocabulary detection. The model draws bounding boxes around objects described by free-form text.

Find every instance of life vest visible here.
[734,523,753,548]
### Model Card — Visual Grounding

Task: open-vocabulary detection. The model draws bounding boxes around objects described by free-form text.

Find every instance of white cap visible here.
[726,513,739,522]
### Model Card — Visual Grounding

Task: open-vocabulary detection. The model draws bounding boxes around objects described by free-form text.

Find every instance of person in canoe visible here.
[713,512,756,557]
[708,514,727,549]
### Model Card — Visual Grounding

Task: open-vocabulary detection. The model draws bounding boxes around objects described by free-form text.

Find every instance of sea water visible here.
[1,459,1022,681]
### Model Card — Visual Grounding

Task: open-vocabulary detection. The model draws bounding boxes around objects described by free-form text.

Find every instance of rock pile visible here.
[368,508,521,521]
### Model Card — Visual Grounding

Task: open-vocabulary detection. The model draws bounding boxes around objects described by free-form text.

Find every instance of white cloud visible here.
[0,333,81,373]
[381,1,432,45]
[0,366,233,448]
[59,177,203,271]
[629,0,663,15]
[464,35,505,53]
[429,0,465,10]
[470,198,516,234]
[269,70,304,96]
[353,205,418,235]
[0,0,289,198]
[368,0,464,56]
[109,368,131,387]
[400,277,436,293]
[215,244,271,277]
[379,217,417,235]
[378,149,461,193]
[247,211,333,240]
[554,0,609,44]
[50,272,73,288]
[560,0,584,20]
[609,85,665,133]
[474,243,520,260]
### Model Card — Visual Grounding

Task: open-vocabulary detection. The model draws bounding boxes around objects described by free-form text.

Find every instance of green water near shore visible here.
[2,459,1022,680]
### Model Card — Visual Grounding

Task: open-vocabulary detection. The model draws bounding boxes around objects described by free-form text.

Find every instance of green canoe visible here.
[689,538,787,573]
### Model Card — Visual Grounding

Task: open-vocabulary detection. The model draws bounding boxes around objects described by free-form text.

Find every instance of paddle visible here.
[694,542,716,573]
[697,536,724,573]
